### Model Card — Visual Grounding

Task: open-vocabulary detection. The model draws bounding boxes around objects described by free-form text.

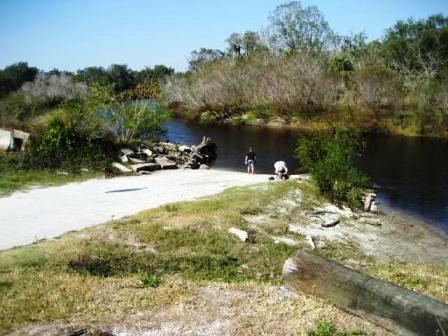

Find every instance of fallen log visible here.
[282,249,448,336]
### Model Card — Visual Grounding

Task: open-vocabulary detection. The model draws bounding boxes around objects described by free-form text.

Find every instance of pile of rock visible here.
[107,136,218,176]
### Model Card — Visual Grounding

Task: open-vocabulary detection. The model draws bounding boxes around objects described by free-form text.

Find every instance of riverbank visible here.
[1,172,446,335]
[181,110,448,139]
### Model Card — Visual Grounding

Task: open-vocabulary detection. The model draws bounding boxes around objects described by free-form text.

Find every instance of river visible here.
[165,119,448,233]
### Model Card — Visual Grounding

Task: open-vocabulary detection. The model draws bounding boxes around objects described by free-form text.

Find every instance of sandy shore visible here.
[0,169,270,250]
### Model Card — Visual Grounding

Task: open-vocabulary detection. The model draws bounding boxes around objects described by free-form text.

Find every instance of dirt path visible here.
[0,170,269,250]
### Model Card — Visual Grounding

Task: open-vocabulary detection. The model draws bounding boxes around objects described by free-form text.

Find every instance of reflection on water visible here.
[165,119,448,232]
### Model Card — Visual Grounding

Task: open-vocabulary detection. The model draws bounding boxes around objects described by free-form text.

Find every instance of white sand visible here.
[0,170,269,250]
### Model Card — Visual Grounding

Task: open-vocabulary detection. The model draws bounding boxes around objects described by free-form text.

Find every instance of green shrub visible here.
[24,116,115,171]
[230,115,244,125]
[138,273,161,288]
[296,127,368,208]
[199,111,217,125]
[308,319,366,336]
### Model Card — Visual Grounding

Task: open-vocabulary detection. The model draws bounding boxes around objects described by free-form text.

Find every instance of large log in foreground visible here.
[282,250,448,336]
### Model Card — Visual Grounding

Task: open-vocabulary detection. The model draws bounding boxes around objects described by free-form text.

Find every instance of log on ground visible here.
[282,249,448,336]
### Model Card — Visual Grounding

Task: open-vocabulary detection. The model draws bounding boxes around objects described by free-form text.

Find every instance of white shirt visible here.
[274,161,288,174]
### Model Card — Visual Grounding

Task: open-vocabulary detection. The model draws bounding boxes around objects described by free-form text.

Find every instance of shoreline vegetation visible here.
[0,177,446,335]
[175,110,448,139]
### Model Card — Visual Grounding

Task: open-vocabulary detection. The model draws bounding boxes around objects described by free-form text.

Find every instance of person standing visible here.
[274,160,288,179]
[245,147,256,174]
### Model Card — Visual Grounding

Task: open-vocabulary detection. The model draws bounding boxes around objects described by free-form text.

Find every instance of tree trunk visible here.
[282,249,448,336]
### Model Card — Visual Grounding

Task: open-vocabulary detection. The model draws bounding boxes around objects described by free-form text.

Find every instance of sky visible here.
[1,0,447,72]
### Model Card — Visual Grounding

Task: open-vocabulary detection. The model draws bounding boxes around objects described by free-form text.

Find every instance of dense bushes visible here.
[24,116,116,171]
[164,2,448,136]
[165,52,339,121]
[296,127,368,208]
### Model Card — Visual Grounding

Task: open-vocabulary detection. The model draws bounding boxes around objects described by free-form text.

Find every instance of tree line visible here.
[0,63,173,128]
[0,63,173,172]
[164,1,448,136]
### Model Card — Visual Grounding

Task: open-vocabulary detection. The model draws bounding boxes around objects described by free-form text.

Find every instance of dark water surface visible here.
[165,119,448,232]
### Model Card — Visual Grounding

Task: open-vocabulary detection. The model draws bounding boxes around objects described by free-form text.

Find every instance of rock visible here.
[288,224,302,234]
[306,235,316,249]
[274,237,299,246]
[56,171,69,176]
[199,164,210,170]
[142,148,153,157]
[228,227,248,241]
[359,217,382,226]
[130,163,161,173]
[112,162,132,173]
[160,141,178,151]
[314,204,354,218]
[317,241,327,249]
[128,157,146,164]
[120,154,129,163]
[155,157,178,170]
[320,214,340,228]
[120,148,134,156]
[179,145,191,153]
[81,168,89,172]
[0,128,30,151]
[153,146,165,154]
[166,153,182,161]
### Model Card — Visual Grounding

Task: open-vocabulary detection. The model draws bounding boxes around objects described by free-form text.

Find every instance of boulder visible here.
[120,148,134,156]
[160,141,178,151]
[128,157,146,164]
[179,145,191,153]
[130,163,161,173]
[142,148,153,157]
[314,204,355,218]
[305,235,316,249]
[199,164,210,170]
[120,155,129,163]
[0,128,30,151]
[320,214,340,228]
[274,237,299,246]
[112,162,132,173]
[228,227,248,242]
[155,157,178,170]
[153,146,165,154]
[317,241,327,249]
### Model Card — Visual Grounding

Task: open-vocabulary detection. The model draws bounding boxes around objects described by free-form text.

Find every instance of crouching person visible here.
[274,160,289,180]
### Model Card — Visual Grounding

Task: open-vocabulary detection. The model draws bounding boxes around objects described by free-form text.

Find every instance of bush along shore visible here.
[163,3,448,138]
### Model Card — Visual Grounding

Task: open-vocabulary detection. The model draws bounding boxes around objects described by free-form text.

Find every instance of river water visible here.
[165,119,448,233]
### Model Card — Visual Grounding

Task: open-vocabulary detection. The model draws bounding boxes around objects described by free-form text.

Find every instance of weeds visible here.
[368,263,448,303]
[308,319,367,336]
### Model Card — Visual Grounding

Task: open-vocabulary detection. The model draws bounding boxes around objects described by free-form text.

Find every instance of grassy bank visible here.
[0,168,102,196]
[0,179,446,335]
[0,152,103,196]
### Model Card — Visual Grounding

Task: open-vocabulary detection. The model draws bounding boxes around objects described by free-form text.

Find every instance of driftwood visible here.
[282,249,448,336]
[183,136,218,169]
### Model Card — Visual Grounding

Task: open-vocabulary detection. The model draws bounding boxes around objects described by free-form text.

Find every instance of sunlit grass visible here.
[0,168,101,196]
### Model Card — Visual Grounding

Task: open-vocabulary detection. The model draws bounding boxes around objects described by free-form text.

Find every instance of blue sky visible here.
[1,0,447,71]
